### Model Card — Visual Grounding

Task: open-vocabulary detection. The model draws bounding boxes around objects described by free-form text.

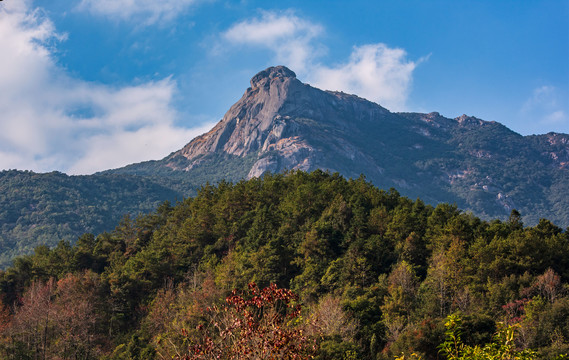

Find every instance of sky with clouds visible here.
[1,0,567,174]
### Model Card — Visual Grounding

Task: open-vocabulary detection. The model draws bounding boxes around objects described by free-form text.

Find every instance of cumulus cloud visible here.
[0,1,210,174]
[310,44,421,111]
[69,120,214,174]
[76,0,206,25]
[222,11,324,73]
[222,11,422,110]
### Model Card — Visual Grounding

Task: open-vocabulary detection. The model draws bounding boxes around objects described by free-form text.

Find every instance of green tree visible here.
[439,314,538,360]
[381,261,419,343]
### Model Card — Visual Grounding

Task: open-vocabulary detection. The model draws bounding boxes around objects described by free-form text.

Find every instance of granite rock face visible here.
[175,66,301,161]
[165,66,389,179]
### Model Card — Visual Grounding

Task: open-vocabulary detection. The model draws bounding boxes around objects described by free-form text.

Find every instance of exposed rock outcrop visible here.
[165,65,389,178]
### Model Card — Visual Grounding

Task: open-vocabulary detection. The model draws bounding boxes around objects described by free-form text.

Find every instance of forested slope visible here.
[0,170,182,268]
[0,171,567,359]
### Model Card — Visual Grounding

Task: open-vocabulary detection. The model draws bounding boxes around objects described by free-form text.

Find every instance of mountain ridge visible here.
[108,66,569,226]
[1,65,568,267]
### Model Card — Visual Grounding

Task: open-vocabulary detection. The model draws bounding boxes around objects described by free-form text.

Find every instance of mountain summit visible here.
[174,66,310,168]
[112,65,569,226]
[154,65,391,180]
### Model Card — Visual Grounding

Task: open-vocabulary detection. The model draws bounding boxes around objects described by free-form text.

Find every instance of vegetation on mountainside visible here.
[0,170,183,268]
[106,152,260,194]
[0,171,568,359]
[0,153,262,268]
[1,121,568,270]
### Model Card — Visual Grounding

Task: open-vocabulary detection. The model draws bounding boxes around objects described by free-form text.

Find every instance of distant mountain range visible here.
[1,65,568,266]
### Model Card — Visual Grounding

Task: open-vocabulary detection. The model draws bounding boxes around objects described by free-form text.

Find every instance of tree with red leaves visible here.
[180,282,316,360]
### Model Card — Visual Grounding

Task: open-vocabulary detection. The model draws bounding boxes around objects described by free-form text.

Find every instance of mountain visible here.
[109,66,569,226]
[1,65,568,266]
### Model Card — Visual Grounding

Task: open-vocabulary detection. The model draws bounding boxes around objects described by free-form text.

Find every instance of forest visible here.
[0,170,182,268]
[0,170,567,359]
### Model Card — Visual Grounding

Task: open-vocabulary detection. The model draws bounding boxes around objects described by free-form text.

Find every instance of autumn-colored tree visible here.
[308,295,358,341]
[51,272,108,359]
[4,278,56,359]
[534,268,563,304]
[145,272,223,359]
[0,273,107,360]
[0,296,13,356]
[180,283,316,360]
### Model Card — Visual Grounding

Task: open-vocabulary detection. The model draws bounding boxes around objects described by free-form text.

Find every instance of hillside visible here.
[0,170,182,268]
[0,171,567,359]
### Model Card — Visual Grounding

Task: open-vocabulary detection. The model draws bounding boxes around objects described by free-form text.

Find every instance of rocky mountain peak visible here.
[455,114,477,123]
[169,66,306,167]
[544,132,569,146]
[250,66,296,88]
[532,132,569,170]
[454,114,490,129]
[166,65,389,177]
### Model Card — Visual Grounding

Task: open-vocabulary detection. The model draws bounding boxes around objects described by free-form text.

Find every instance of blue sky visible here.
[1,0,567,174]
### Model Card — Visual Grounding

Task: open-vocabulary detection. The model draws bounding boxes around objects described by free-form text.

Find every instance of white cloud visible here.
[544,110,566,124]
[76,0,206,25]
[0,1,209,174]
[521,86,568,131]
[309,44,421,111]
[222,12,422,110]
[69,121,214,174]
[223,11,324,73]
[522,86,558,111]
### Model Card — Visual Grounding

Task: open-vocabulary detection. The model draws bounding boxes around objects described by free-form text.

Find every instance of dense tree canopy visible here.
[0,171,567,359]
